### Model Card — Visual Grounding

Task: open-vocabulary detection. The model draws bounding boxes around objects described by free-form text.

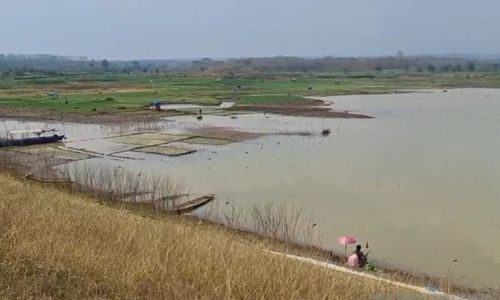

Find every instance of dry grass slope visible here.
[0,175,428,299]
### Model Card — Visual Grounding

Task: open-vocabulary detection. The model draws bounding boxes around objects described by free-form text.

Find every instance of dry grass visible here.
[0,149,68,178]
[0,175,430,299]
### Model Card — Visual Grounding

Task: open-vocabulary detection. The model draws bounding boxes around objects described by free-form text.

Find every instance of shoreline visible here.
[0,173,461,299]
[0,170,490,298]
[6,87,498,124]
[0,96,373,124]
[0,105,372,124]
[183,211,487,298]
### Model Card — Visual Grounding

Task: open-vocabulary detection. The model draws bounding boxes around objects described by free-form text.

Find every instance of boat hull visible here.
[0,135,65,147]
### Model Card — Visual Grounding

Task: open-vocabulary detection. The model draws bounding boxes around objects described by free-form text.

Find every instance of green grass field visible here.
[1,71,500,114]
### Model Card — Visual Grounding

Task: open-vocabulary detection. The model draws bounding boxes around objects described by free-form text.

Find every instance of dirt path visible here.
[266,250,467,299]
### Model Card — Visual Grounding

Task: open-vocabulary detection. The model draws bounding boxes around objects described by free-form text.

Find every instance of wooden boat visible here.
[0,129,65,147]
[173,194,215,214]
[135,193,215,214]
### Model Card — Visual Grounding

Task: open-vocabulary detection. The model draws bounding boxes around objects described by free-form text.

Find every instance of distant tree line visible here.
[1,53,500,75]
[191,55,500,74]
[0,54,193,75]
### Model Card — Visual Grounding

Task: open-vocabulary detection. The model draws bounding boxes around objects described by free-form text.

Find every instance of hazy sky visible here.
[1,0,499,60]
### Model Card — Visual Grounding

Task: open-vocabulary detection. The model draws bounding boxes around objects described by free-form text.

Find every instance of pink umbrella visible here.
[337,235,357,259]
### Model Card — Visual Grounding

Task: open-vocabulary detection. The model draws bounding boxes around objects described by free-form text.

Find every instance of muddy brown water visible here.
[2,88,500,289]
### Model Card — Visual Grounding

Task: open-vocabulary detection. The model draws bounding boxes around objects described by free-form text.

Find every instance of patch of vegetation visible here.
[1,71,500,115]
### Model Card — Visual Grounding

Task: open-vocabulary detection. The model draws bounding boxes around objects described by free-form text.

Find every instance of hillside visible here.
[0,175,432,299]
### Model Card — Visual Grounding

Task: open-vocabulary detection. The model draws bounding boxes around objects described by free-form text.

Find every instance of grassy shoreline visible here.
[2,71,500,123]
[0,173,434,299]
[0,171,490,299]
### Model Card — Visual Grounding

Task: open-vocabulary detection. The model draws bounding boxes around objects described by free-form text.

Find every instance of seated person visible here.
[347,245,367,268]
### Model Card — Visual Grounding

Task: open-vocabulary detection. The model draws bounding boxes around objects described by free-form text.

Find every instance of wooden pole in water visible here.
[446,258,458,294]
